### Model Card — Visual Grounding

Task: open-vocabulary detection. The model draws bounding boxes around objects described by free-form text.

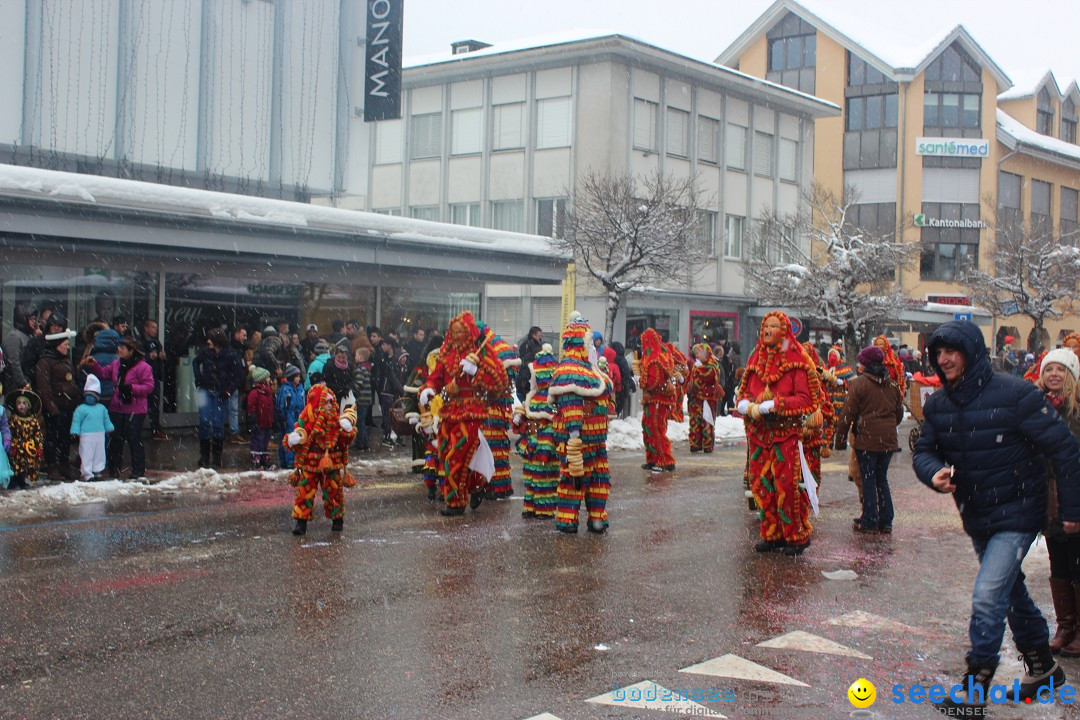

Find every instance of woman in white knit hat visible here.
[1037,347,1080,657]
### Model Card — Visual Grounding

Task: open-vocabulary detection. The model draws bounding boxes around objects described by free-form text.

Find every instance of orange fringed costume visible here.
[668,343,689,423]
[737,312,821,552]
[800,342,835,491]
[640,329,676,471]
[874,335,907,398]
[687,343,724,453]
[286,385,358,523]
[421,311,506,513]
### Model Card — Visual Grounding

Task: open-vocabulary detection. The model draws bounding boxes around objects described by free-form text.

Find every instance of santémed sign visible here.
[916,137,990,157]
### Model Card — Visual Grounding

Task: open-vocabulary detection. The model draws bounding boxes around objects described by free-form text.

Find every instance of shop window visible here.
[690,311,737,348]
[380,287,480,341]
[625,308,680,353]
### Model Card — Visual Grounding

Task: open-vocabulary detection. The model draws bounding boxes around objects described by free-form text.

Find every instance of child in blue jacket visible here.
[276,364,306,468]
[71,375,114,481]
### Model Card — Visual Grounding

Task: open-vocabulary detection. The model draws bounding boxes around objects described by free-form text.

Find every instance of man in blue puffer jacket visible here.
[914,320,1080,715]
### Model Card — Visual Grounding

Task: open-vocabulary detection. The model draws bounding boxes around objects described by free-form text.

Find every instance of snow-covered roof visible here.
[997,108,1080,170]
[998,69,1060,101]
[0,164,569,261]
[714,0,1011,91]
[406,30,840,118]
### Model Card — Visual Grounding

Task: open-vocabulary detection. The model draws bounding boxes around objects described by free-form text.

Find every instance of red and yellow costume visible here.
[403,337,444,495]
[668,343,689,423]
[800,342,835,491]
[421,312,505,512]
[514,345,558,518]
[825,346,855,449]
[737,312,821,551]
[550,313,612,533]
[687,343,723,453]
[874,335,907,398]
[480,327,520,499]
[640,329,676,470]
[285,385,357,522]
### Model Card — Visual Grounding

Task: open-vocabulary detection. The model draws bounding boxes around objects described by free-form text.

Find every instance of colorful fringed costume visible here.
[737,312,820,552]
[874,336,908,398]
[5,388,44,486]
[285,385,358,524]
[479,327,520,499]
[668,343,689,423]
[420,312,505,513]
[800,342,835,492]
[825,346,855,449]
[687,343,724,453]
[514,345,558,518]
[640,329,676,471]
[550,313,612,534]
[402,334,444,493]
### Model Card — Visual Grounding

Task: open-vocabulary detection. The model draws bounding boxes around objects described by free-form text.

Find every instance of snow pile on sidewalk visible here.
[606,415,745,452]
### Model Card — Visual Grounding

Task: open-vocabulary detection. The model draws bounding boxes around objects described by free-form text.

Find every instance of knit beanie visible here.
[250,366,271,384]
[314,340,330,355]
[857,345,885,366]
[284,364,302,379]
[1041,348,1080,381]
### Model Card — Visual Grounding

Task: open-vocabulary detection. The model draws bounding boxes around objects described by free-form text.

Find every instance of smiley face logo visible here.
[847,678,876,708]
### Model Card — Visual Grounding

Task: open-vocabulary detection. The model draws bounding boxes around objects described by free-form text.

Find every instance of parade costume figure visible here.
[70,375,114,481]
[5,388,44,488]
[284,384,357,534]
[737,312,820,555]
[549,313,612,534]
[873,335,907,397]
[0,384,13,489]
[668,343,690,423]
[826,346,855,447]
[514,345,559,518]
[402,334,444,498]
[800,342,835,492]
[419,312,505,516]
[478,326,520,499]
[687,343,724,453]
[639,329,677,471]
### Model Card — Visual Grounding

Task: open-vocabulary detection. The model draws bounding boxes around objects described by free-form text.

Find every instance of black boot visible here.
[937,658,996,717]
[331,518,343,532]
[440,505,464,516]
[755,539,785,552]
[292,519,307,536]
[198,439,211,469]
[1017,643,1065,702]
[470,492,483,510]
[426,484,436,501]
[211,439,224,469]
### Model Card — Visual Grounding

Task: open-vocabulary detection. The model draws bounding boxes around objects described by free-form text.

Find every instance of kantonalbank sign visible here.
[914,214,987,229]
[916,137,990,157]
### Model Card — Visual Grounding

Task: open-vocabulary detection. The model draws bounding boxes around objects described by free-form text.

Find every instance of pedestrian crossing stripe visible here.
[825,610,916,634]
[522,714,563,720]
[585,680,727,717]
[679,654,809,687]
[757,630,872,659]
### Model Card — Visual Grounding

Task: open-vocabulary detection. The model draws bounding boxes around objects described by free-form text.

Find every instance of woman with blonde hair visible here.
[1037,348,1080,657]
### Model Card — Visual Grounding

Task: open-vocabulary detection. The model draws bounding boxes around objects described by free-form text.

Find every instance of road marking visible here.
[826,611,916,634]
[679,654,809,687]
[522,714,563,720]
[757,630,872,659]
[586,680,726,717]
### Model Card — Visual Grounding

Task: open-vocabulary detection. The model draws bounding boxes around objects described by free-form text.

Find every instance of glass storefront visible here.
[689,311,738,349]
[625,307,680,353]
[379,287,481,340]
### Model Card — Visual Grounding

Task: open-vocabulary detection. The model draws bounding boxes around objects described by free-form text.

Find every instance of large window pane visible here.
[451,108,482,155]
[866,95,883,129]
[923,93,938,127]
[491,200,524,232]
[492,103,524,150]
[634,98,658,151]
[666,108,689,157]
[697,116,719,164]
[410,113,443,160]
[726,124,746,170]
[536,97,572,149]
[379,286,480,341]
[941,94,960,128]
[962,94,980,128]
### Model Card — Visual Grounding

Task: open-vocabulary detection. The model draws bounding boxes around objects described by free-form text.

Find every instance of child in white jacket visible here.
[71,375,114,481]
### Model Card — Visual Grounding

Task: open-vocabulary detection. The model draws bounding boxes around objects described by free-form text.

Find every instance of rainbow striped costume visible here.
[515,345,558,517]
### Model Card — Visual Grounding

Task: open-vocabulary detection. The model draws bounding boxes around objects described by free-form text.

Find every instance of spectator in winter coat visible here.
[403,327,427,372]
[608,341,635,419]
[378,339,405,447]
[276,365,306,468]
[322,342,355,403]
[85,337,155,481]
[253,328,285,379]
[306,341,331,389]
[351,347,374,451]
[1,303,36,391]
[913,320,1080,712]
[286,333,307,385]
[87,328,121,407]
[301,324,320,363]
[516,326,544,402]
[601,347,622,397]
[194,329,244,469]
[140,319,168,440]
[23,312,68,393]
[36,328,79,482]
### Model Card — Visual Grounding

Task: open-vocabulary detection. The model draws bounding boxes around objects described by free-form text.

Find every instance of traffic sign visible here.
[954,312,972,322]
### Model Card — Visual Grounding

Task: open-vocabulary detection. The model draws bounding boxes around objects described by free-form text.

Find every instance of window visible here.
[919,202,980,281]
[923,92,980,129]
[410,205,440,222]
[451,108,482,155]
[536,97,572,149]
[375,119,403,164]
[848,54,887,87]
[997,170,1023,241]
[450,203,481,227]
[1063,99,1078,144]
[724,214,745,258]
[1037,88,1055,136]
[765,12,816,93]
[920,242,977,282]
[1061,187,1078,243]
[410,113,442,159]
[753,131,774,177]
[725,123,746,169]
[666,107,689,158]
[697,210,718,256]
[924,44,981,83]
[374,207,403,216]
[778,138,798,181]
[697,116,719,164]
[491,200,524,232]
[492,103,524,150]
[1031,180,1052,235]
[536,198,568,238]
[633,98,658,152]
[847,94,898,131]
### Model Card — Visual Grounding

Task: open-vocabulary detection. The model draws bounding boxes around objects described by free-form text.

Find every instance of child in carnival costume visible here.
[0,383,14,489]
[70,375,114,481]
[799,342,835,493]
[5,387,44,489]
[667,342,690,423]
[549,312,613,534]
[639,329,677,472]
[402,334,444,499]
[513,344,558,519]
[476,323,520,500]
[737,311,822,556]
[284,384,358,535]
[687,343,724,453]
[419,312,505,516]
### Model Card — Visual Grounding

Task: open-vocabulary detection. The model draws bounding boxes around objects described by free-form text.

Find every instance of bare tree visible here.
[962,205,1080,352]
[745,183,917,357]
[555,170,707,340]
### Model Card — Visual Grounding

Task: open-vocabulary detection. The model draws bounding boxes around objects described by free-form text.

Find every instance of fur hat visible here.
[857,345,885,366]
[250,365,271,384]
[83,374,101,397]
[1041,348,1080,381]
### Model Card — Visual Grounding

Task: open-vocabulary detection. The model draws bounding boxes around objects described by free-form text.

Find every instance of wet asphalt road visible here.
[0,424,1073,720]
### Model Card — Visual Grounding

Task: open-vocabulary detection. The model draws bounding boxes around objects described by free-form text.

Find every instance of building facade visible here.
[717,0,1080,353]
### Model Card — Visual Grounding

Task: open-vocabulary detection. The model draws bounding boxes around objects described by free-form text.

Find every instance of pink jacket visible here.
[91,358,155,414]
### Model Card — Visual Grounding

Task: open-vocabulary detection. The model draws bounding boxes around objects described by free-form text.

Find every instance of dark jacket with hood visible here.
[912,321,1080,538]
[609,342,635,394]
[36,347,79,417]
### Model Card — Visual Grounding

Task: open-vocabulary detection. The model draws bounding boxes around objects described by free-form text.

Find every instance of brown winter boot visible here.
[1050,578,1076,654]
[1062,583,1080,658]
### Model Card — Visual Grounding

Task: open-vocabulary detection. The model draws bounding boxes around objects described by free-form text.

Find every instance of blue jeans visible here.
[198,389,226,440]
[968,531,1048,664]
[856,450,894,530]
[228,392,240,435]
[354,404,370,449]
